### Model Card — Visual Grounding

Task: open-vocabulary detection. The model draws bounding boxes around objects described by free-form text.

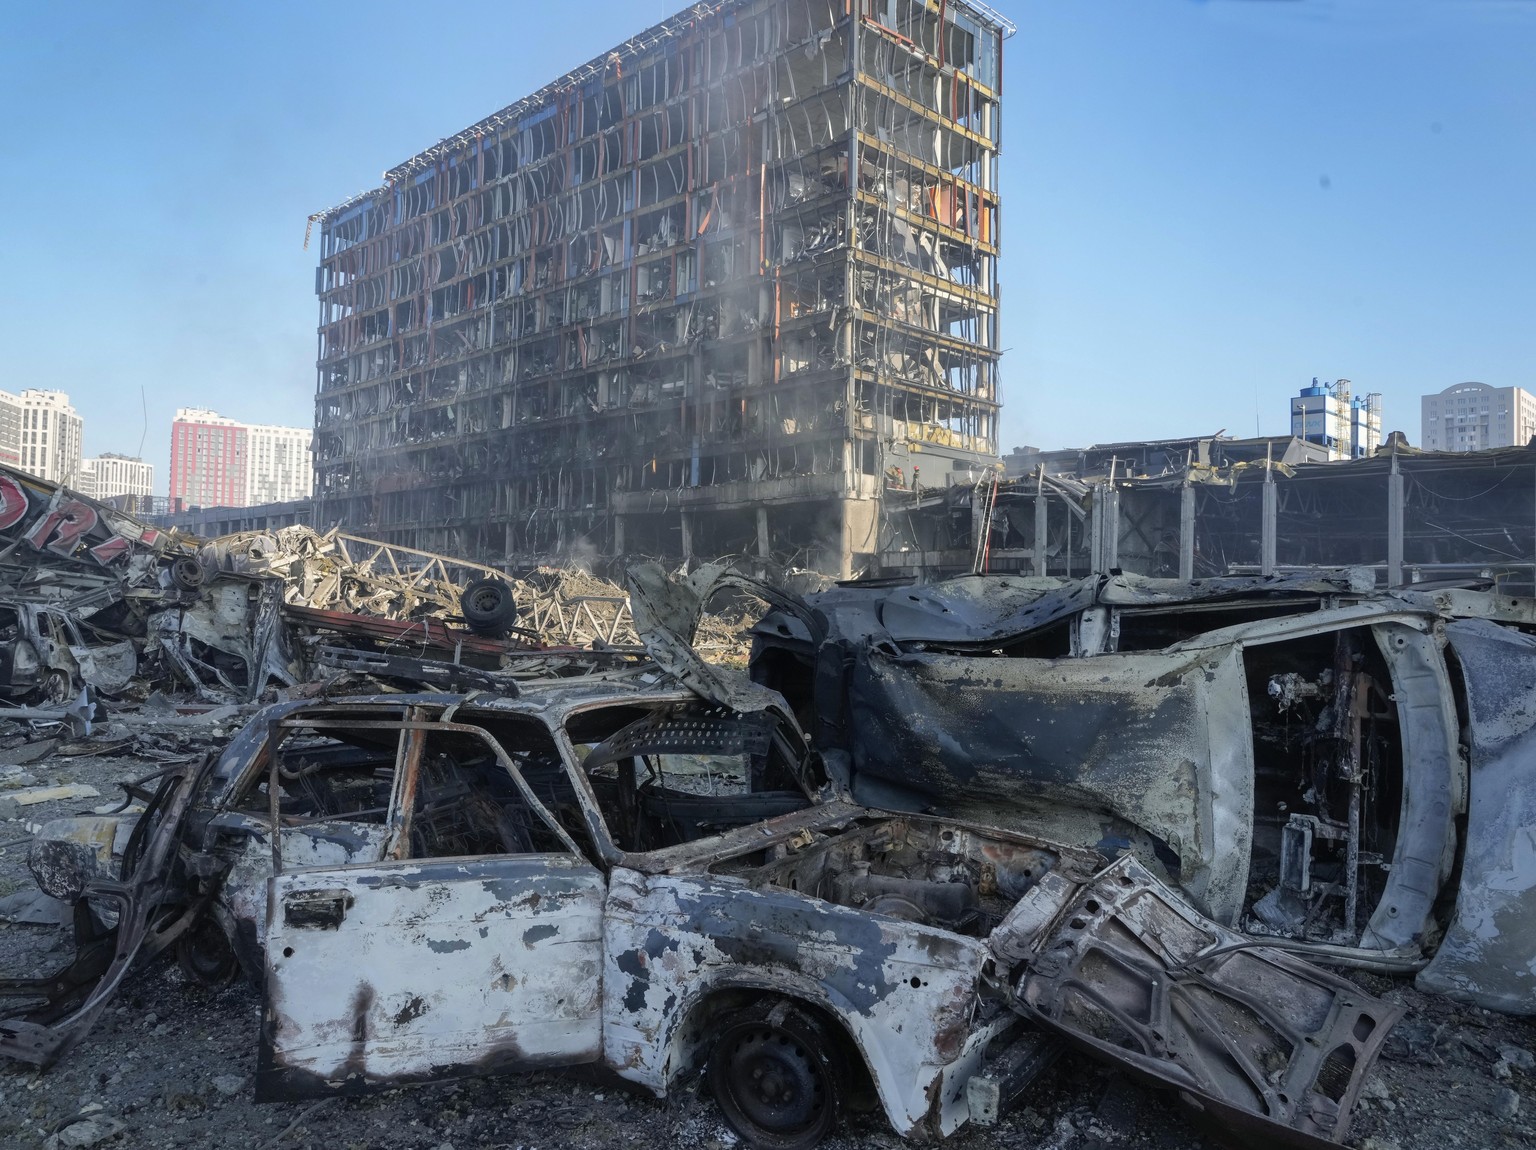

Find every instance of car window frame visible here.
[264,710,586,874]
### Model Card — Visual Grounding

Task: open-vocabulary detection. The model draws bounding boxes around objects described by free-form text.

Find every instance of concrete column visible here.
[1261,469,1277,576]
[1033,486,1047,576]
[1089,492,1102,575]
[1387,454,1404,587]
[613,514,625,558]
[1179,484,1195,582]
[1105,488,1120,571]
[838,500,855,579]
[756,506,770,559]
[680,511,693,565]
[1091,486,1120,574]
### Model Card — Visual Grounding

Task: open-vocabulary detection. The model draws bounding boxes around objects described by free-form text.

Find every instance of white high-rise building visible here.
[80,454,154,503]
[16,390,84,487]
[245,423,314,505]
[1421,382,1536,452]
[0,391,22,470]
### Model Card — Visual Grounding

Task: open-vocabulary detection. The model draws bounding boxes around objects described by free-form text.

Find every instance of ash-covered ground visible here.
[2,754,1531,1150]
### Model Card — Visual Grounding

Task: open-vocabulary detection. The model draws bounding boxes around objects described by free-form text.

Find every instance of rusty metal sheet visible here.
[283,604,531,659]
[258,854,606,1099]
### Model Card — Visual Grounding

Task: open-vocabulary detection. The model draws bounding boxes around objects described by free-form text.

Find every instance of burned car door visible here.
[257,713,606,1099]
[50,609,136,695]
[996,855,1402,1147]
[1418,619,1536,1014]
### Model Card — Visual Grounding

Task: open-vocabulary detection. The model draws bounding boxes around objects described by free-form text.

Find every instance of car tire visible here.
[176,916,239,989]
[169,557,205,591]
[42,669,73,706]
[708,999,843,1150]
[460,577,518,636]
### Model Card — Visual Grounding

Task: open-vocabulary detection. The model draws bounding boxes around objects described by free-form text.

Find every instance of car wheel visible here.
[169,557,205,591]
[42,669,74,706]
[708,1000,843,1150]
[460,577,518,636]
[176,916,238,988]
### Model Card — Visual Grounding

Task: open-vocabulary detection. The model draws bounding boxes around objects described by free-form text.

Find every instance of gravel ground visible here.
[2,752,1532,1150]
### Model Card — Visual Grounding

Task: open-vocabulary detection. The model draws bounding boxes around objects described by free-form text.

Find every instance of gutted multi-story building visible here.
[311,0,1007,575]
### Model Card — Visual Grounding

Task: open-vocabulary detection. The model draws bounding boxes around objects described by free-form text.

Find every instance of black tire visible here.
[169,557,205,591]
[708,999,844,1150]
[176,916,238,989]
[460,577,518,636]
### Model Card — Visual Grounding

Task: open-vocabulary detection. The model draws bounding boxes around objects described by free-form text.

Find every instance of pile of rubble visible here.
[0,465,715,711]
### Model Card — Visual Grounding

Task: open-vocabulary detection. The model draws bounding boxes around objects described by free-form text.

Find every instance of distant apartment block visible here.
[170,408,248,510]
[4,389,86,487]
[170,408,313,511]
[1421,382,1536,452]
[0,391,21,469]
[80,454,154,503]
[1290,378,1381,460]
[246,423,315,505]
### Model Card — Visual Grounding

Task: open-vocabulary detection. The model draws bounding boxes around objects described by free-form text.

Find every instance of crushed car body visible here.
[2,658,1400,1147]
[742,565,1536,1016]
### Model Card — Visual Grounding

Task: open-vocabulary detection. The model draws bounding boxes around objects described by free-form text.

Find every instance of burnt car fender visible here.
[601,866,988,1137]
[1417,619,1536,1014]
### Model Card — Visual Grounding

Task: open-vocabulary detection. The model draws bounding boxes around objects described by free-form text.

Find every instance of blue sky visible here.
[0,1,1530,492]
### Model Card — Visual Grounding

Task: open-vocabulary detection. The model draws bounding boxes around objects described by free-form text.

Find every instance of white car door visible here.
[256,714,606,1099]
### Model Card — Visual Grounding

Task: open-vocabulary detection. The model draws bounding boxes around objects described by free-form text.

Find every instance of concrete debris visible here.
[0,739,59,766]
[50,1114,125,1148]
[1493,1088,1521,1120]
[1501,1046,1536,1072]
[0,888,70,925]
[7,784,100,807]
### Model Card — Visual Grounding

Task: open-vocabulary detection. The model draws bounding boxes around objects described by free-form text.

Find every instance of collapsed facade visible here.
[311,0,1006,576]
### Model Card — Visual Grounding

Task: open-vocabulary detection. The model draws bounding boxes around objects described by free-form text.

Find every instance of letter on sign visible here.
[0,475,28,531]
[25,501,100,558]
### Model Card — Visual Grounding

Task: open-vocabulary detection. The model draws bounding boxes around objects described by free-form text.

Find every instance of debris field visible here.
[0,470,1530,1150]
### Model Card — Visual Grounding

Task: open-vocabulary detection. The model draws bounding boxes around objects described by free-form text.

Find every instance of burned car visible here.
[5,667,1400,1149]
[744,566,1536,1016]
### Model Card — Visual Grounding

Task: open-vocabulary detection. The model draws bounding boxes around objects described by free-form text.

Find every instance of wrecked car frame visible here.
[4,673,1398,1148]
[742,566,1536,1017]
